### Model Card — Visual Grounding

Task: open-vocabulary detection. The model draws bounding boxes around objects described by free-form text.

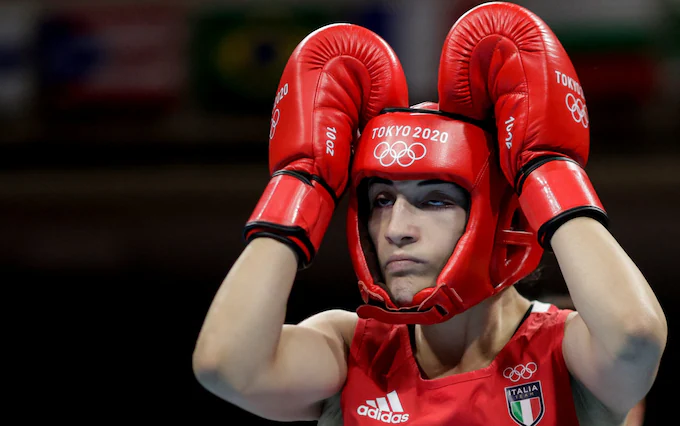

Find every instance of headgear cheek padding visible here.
[346,103,543,325]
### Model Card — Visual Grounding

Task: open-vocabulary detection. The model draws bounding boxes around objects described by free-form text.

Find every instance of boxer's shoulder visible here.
[298,309,359,351]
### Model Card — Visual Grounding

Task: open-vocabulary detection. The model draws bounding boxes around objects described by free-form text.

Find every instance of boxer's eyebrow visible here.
[366,177,393,186]
[417,179,450,186]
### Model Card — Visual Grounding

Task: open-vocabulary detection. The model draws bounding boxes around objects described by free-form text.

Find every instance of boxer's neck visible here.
[412,287,531,380]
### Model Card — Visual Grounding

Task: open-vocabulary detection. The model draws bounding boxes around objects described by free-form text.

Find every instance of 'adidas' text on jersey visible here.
[356,390,409,423]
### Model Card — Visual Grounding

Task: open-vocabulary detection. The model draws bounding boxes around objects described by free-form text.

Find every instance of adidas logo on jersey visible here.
[357,390,410,423]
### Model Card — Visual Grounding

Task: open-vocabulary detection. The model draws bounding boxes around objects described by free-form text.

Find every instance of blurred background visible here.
[2,0,677,422]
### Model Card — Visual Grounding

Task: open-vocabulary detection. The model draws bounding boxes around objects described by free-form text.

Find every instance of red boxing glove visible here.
[438,2,607,248]
[244,24,409,268]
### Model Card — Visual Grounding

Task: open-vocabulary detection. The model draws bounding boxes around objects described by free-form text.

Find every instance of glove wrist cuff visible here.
[244,172,335,269]
[518,159,608,249]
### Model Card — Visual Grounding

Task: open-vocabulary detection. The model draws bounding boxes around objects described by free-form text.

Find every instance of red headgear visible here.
[346,102,543,324]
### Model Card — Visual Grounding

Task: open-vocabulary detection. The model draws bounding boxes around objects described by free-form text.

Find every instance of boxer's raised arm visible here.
[193,238,357,420]
[438,2,667,419]
[192,22,408,421]
[555,219,666,416]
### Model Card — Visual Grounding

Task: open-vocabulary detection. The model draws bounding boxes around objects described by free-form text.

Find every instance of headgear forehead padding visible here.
[346,103,543,325]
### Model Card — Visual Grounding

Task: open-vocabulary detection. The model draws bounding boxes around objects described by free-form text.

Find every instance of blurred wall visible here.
[1,0,677,423]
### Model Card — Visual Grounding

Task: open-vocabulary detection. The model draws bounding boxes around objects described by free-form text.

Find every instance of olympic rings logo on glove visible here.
[565,93,589,128]
[373,141,427,167]
[503,362,538,382]
[269,109,281,140]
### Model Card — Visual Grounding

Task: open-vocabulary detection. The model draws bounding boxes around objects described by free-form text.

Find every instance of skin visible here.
[366,178,468,307]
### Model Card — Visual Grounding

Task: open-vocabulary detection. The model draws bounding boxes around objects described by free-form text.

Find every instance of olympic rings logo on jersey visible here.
[373,141,427,167]
[503,362,538,382]
[565,93,589,128]
[269,109,281,140]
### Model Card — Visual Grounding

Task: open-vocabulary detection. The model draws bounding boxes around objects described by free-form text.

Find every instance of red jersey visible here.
[340,302,580,425]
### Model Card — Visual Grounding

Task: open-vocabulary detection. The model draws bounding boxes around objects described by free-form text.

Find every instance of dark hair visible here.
[513,256,562,300]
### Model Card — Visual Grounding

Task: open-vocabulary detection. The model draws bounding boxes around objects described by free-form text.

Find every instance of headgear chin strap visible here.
[346,102,543,325]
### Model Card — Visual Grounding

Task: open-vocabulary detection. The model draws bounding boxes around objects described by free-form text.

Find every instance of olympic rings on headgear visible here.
[503,362,538,382]
[373,141,427,168]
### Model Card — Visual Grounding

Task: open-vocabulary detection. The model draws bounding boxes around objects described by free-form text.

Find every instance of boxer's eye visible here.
[420,192,457,209]
[372,194,394,208]
[423,199,449,208]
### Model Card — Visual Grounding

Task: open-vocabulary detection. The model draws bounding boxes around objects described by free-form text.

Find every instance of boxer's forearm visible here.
[193,237,298,393]
[551,217,667,358]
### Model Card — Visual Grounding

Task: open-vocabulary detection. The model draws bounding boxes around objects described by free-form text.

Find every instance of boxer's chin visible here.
[387,276,432,307]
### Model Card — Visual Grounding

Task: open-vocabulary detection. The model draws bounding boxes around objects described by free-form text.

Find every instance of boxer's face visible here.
[367,178,468,306]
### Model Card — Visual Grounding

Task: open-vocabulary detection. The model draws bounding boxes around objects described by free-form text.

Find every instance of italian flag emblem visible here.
[505,381,545,426]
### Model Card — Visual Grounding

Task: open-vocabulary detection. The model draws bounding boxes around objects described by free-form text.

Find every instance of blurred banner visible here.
[188,2,401,114]
[661,0,680,102]
[0,3,37,118]
[0,0,674,145]
[189,6,332,113]
[37,3,186,114]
